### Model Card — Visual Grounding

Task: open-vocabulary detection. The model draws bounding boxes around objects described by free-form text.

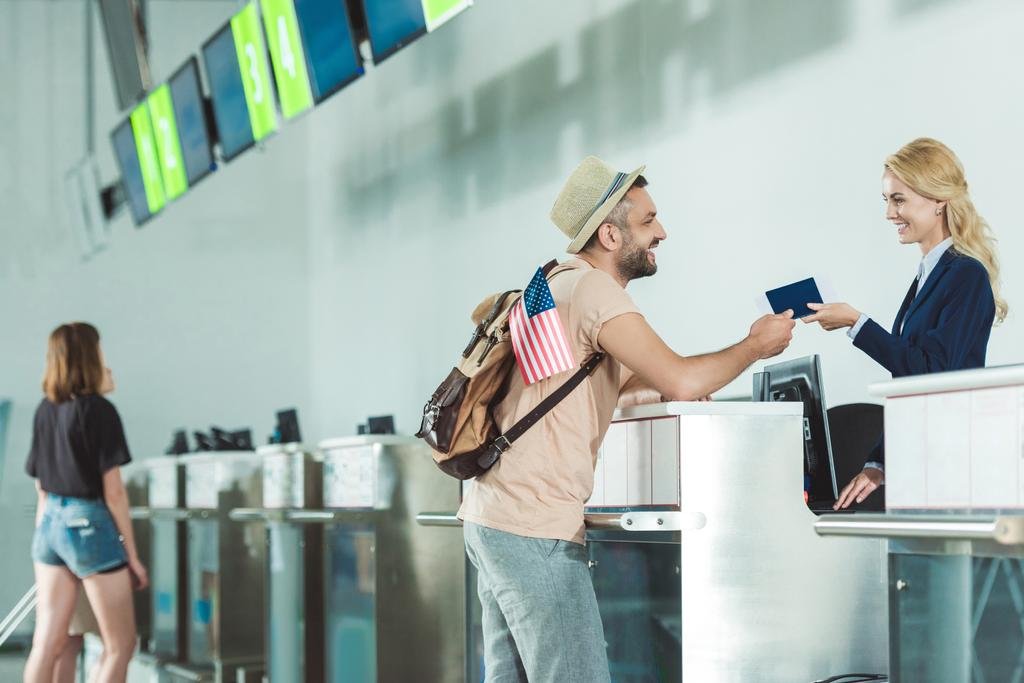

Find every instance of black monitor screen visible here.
[202,23,255,161]
[362,0,427,64]
[761,355,837,504]
[294,0,363,102]
[110,118,152,225]
[168,57,215,185]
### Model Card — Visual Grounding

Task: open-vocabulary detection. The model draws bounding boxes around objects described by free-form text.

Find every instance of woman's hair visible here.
[885,137,1007,323]
[43,322,104,403]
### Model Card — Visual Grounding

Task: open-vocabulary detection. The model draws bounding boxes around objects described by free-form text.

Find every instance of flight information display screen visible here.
[292,0,362,102]
[260,0,314,119]
[110,105,166,225]
[362,0,427,64]
[202,3,278,161]
[168,57,215,186]
[422,0,472,31]
[147,84,187,200]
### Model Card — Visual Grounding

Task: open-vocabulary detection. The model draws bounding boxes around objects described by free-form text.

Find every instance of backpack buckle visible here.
[476,435,512,471]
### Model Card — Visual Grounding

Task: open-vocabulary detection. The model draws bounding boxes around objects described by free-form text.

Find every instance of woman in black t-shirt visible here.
[23,323,149,683]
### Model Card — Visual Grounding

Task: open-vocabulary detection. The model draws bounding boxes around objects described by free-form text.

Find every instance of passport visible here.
[765,277,823,319]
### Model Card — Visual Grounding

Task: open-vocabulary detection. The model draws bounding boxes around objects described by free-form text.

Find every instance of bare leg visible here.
[24,564,79,683]
[51,635,83,683]
[81,569,136,683]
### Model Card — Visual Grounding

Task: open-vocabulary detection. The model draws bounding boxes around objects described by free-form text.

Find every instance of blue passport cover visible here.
[765,277,823,318]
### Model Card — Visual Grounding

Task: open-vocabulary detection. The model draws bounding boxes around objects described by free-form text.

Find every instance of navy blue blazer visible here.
[856,249,995,464]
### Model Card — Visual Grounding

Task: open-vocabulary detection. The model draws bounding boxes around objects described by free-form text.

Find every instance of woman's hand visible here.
[128,554,150,591]
[803,302,861,331]
[834,467,884,510]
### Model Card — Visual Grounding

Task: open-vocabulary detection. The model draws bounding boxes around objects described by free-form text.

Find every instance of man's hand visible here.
[747,310,796,359]
[834,467,884,510]
[804,303,861,331]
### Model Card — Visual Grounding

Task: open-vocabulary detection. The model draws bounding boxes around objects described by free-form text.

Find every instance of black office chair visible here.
[826,403,885,509]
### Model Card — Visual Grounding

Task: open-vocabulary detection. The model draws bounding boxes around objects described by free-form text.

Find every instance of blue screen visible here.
[111,119,152,225]
[294,0,362,101]
[362,0,427,63]
[169,58,215,185]
[202,25,254,161]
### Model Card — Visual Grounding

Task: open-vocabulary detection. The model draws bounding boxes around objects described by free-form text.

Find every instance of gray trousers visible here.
[464,521,611,683]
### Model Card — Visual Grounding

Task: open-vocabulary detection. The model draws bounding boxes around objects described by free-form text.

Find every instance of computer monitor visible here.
[275,408,302,444]
[756,354,837,505]
[293,0,363,102]
[362,0,428,64]
[202,5,279,161]
[168,57,216,186]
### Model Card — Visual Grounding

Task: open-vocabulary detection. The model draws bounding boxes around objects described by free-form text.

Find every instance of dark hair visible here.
[43,323,104,403]
[582,175,649,252]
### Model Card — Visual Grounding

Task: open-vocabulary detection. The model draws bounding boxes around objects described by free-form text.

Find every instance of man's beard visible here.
[616,231,658,282]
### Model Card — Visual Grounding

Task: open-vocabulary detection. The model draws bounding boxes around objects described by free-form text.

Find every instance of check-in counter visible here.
[229,443,324,683]
[424,402,888,681]
[166,451,265,683]
[122,461,153,653]
[258,435,465,682]
[122,456,189,680]
[816,364,1024,682]
[145,457,189,663]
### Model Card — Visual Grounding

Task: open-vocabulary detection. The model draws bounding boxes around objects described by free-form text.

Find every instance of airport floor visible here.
[0,648,28,680]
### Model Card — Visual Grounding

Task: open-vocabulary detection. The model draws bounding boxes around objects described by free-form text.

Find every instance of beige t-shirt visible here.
[458,258,641,544]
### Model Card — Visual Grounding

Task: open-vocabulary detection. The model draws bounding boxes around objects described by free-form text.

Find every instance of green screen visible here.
[422,0,471,31]
[129,104,166,215]
[147,85,188,200]
[261,0,313,119]
[231,3,278,141]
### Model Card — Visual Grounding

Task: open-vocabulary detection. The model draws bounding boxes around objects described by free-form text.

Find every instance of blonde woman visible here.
[24,323,148,683]
[805,138,1006,508]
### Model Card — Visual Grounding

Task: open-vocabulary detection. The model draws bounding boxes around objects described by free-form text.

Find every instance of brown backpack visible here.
[415,261,604,479]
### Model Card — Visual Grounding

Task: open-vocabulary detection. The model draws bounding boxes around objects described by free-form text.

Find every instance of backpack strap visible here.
[462,260,561,359]
[475,351,606,471]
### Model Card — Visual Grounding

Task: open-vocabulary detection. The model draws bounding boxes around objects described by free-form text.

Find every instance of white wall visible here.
[303,0,1024,437]
[0,0,312,614]
[1,0,1023,615]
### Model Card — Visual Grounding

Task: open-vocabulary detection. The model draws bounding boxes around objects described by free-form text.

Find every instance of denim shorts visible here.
[32,494,127,578]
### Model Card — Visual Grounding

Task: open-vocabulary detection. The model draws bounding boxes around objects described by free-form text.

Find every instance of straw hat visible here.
[550,156,646,254]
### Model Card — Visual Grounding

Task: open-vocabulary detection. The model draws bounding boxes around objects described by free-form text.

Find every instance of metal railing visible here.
[416,510,707,532]
[814,514,1024,544]
[0,584,37,648]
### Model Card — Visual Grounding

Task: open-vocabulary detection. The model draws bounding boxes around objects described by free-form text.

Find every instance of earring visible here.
[935,208,942,215]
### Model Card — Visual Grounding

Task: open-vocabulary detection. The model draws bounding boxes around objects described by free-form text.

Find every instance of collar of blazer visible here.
[902,248,958,325]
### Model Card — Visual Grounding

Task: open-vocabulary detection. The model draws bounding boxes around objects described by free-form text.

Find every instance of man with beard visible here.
[458,156,796,683]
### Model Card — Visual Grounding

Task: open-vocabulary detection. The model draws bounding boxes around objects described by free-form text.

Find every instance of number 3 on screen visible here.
[244,42,263,104]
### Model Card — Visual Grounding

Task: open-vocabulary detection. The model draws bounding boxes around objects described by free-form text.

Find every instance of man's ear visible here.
[596,222,622,251]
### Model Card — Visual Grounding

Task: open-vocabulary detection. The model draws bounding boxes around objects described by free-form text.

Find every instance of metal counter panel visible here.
[318,437,465,683]
[672,408,888,680]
